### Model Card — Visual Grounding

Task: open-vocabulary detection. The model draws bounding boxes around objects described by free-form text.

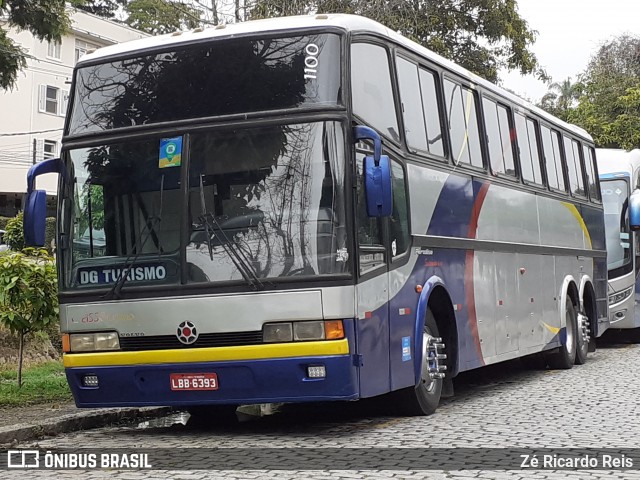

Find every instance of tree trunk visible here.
[17,331,24,388]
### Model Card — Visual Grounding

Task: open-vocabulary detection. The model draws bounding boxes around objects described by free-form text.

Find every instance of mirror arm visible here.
[353,126,382,165]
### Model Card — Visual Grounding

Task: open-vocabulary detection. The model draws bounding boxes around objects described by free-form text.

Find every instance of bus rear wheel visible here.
[574,310,590,365]
[394,309,444,416]
[547,300,577,369]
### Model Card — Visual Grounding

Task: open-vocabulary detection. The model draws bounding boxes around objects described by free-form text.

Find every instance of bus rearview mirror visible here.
[24,157,65,247]
[353,126,393,217]
[24,190,47,247]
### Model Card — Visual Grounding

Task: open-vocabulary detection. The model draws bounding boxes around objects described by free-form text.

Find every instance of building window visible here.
[75,39,98,63]
[47,41,61,60]
[43,140,57,160]
[39,85,68,116]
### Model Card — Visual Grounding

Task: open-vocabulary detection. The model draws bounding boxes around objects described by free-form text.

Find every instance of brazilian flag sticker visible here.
[159,136,182,168]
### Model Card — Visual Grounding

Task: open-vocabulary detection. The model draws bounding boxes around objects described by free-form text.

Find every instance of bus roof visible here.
[78,13,591,141]
[596,148,640,177]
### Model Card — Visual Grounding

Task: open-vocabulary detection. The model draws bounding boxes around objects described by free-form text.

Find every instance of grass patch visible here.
[0,361,72,406]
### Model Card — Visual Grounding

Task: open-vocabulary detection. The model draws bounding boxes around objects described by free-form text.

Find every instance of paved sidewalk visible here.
[0,402,172,446]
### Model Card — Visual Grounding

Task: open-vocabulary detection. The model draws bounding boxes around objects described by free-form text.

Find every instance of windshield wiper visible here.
[198,175,267,291]
[103,175,165,299]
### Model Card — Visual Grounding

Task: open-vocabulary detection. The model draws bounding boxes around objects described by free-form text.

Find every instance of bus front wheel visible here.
[394,309,443,416]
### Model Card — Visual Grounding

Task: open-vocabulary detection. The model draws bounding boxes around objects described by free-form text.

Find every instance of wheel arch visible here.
[579,275,597,338]
[559,275,580,330]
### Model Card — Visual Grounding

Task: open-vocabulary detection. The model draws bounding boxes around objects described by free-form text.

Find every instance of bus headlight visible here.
[609,286,634,305]
[68,332,120,352]
[263,320,344,342]
[293,321,324,341]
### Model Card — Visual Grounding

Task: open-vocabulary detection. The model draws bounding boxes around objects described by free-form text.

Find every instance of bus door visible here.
[354,150,391,398]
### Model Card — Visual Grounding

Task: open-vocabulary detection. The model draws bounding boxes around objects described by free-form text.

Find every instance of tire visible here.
[393,308,443,416]
[574,309,589,365]
[547,299,577,369]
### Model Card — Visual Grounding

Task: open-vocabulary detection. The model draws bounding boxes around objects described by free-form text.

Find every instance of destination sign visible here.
[76,262,175,286]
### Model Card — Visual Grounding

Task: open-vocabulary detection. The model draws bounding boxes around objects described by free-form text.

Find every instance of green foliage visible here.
[73,0,128,19]
[1,0,71,90]
[0,248,58,336]
[249,0,546,83]
[125,0,200,34]
[3,212,24,251]
[538,78,582,122]
[0,248,58,386]
[0,217,10,231]
[0,361,71,406]
[567,35,640,149]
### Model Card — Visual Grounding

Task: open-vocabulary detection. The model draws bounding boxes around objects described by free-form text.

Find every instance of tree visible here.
[125,0,202,34]
[568,35,640,149]
[249,0,546,83]
[74,0,128,19]
[0,249,58,387]
[0,1,71,90]
[538,77,582,121]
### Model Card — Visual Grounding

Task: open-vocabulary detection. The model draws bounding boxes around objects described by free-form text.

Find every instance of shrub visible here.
[4,212,24,251]
[0,248,58,386]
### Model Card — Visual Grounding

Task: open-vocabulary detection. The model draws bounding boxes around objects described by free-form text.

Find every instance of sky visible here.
[501,0,640,103]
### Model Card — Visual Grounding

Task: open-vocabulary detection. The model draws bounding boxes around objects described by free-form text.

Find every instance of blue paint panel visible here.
[356,299,391,398]
[66,354,358,407]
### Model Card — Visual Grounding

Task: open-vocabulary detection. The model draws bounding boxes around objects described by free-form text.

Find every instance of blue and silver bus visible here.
[25,14,608,416]
[598,148,640,334]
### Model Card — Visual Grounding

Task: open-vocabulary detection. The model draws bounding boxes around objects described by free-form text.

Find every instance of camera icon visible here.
[7,450,40,468]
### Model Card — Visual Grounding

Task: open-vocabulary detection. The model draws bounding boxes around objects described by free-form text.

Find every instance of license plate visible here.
[170,373,218,391]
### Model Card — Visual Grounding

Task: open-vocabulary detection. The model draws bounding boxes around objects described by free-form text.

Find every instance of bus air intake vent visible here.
[118,331,263,351]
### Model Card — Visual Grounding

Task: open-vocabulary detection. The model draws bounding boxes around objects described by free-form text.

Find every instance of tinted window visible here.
[351,43,399,142]
[516,113,542,184]
[583,145,601,201]
[419,69,445,157]
[483,98,515,176]
[526,120,542,182]
[541,125,562,190]
[396,57,427,152]
[391,161,410,257]
[444,79,483,168]
[69,34,342,135]
[551,130,566,191]
[564,136,586,197]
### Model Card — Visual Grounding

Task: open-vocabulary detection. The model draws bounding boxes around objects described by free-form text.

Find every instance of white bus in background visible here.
[597,148,640,336]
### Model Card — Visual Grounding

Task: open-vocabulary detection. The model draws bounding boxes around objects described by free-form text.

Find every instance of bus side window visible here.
[356,146,385,274]
[351,43,400,143]
[541,125,561,190]
[564,136,587,197]
[515,113,543,185]
[443,78,483,168]
[483,97,516,177]
[396,56,428,152]
[390,161,410,258]
[583,145,601,202]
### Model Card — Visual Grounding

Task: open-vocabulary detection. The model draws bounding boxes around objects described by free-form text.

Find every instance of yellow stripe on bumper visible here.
[63,339,350,368]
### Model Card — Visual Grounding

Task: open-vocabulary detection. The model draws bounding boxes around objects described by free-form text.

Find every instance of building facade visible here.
[0,8,148,217]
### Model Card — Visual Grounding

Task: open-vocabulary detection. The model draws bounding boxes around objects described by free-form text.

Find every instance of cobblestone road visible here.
[4,342,640,479]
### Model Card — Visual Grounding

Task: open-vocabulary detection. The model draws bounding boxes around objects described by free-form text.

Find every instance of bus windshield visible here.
[68,33,341,136]
[601,178,632,274]
[63,121,348,289]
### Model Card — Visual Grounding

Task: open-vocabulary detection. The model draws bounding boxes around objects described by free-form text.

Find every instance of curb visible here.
[0,406,174,446]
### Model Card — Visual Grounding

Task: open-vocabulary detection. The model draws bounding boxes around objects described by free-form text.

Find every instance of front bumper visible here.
[65,354,359,407]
